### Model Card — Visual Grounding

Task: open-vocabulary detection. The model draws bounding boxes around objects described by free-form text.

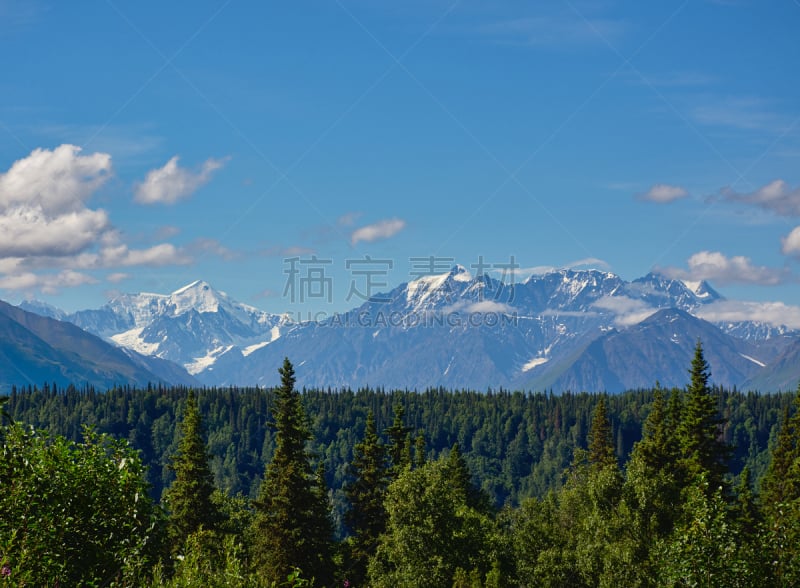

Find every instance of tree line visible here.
[1,343,800,585]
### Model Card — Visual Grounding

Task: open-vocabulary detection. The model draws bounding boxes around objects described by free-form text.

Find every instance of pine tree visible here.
[676,341,730,492]
[163,390,219,547]
[414,432,426,468]
[251,358,334,585]
[636,386,673,469]
[733,466,760,535]
[588,396,616,469]
[386,404,411,476]
[447,442,491,513]
[759,386,800,586]
[761,386,800,508]
[344,411,389,585]
[622,386,683,575]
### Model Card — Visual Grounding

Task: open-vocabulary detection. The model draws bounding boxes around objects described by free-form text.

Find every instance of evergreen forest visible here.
[2,344,800,586]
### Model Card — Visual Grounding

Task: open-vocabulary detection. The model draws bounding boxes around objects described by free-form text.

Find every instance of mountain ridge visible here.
[14,268,800,392]
[0,299,197,391]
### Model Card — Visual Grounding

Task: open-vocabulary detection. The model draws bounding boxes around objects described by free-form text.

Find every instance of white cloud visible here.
[0,270,97,295]
[0,145,112,258]
[499,258,611,280]
[71,243,192,269]
[350,218,406,245]
[696,300,800,330]
[134,155,226,204]
[781,226,800,257]
[0,144,111,212]
[592,295,657,327]
[567,257,612,271]
[0,207,110,257]
[658,250,787,286]
[464,300,514,314]
[444,300,515,314]
[637,183,688,204]
[721,180,800,217]
[0,145,198,293]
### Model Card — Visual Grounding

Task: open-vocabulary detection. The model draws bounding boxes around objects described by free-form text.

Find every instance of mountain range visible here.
[0,299,197,393]
[10,266,800,393]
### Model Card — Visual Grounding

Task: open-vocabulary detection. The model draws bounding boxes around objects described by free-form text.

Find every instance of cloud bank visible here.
[135,155,226,204]
[719,179,800,217]
[350,218,406,245]
[657,251,787,286]
[637,183,688,204]
[0,145,223,294]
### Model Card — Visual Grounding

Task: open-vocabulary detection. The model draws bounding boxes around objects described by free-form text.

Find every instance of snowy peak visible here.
[17,299,67,320]
[172,279,213,297]
[61,279,288,375]
[680,279,719,300]
[404,265,475,309]
[170,280,224,314]
[630,272,723,306]
[449,264,473,282]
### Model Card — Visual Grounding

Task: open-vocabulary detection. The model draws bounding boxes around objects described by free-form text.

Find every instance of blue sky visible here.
[1,0,799,324]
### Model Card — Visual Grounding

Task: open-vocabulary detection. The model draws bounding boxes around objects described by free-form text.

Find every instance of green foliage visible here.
[2,348,798,586]
[368,455,497,588]
[758,386,800,585]
[150,530,312,588]
[0,422,163,586]
[622,387,683,567]
[588,395,617,469]
[656,477,760,587]
[677,342,730,491]
[343,410,388,585]
[163,390,220,547]
[761,386,800,507]
[250,358,335,586]
[385,403,412,476]
[6,382,782,518]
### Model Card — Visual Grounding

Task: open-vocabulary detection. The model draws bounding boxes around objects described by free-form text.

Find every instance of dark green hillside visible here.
[5,382,790,513]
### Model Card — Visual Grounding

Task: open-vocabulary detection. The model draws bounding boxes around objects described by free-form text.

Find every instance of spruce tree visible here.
[636,386,675,470]
[163,390,219,546]
[344,411,389,586]
[414,432,426,468]
[676,341,729,491]
[251,358,334,585]
[760,386,800,584]
[588,395,616,469]
[761,386,800,508]
[447,442,491,513]
[733,466,760,535]
[386,404,411,476]
[624,386,683,560]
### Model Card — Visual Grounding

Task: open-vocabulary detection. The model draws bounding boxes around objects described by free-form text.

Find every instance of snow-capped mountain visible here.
[22,268,800,392]
[65,280,288,375]
[18,299,67,321]
[0,300,197,392]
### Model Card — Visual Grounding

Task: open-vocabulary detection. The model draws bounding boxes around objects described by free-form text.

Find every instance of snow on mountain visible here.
[18,268,798,391]
[64,280,288,374]
[17,299,67,321]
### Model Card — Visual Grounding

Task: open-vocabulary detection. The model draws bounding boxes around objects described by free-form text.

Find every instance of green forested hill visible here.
[5,382,791,521]
[3,348,800,587]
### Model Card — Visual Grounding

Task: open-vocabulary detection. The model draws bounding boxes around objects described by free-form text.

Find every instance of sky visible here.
[1,0,799,324]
